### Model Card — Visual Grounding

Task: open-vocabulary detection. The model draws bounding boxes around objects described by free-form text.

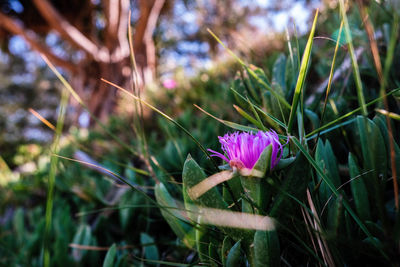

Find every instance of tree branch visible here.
[143,0,165,42]
[108,0,130,62]
[117,0,130,54]
[103,0,120,49]
[32,0,110,62]
[0,12,77,72]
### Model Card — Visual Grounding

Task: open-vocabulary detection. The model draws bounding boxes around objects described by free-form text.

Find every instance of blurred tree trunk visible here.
[0,0,165,123]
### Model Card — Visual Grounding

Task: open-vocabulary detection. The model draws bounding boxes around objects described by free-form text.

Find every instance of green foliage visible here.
[155,2,400,266]
[3,1,400,266]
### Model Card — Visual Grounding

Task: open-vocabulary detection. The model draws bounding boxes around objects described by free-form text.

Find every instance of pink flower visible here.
[162,78,177,89]
[208,130,283,170]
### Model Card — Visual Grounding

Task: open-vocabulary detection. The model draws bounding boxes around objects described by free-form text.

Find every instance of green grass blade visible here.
[207,29,291,109]
[339,0,367,115]
[305,87,400,138]
[287,10,319,134]
[233,105,264,129]
[306,118,356,140]
[194,104,259,133]
[43,89,69,267]
[293,21,301,73]
[230,87,287,130]
[375,109,400,121]
[245,96,267,131]
[285,27,296,78]
[320,21,344,126]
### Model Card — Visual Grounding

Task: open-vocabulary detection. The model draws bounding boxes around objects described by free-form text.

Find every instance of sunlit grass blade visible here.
[293,21,301,73]
[101,78,219,170]
[53,154,150,192]
[233,104,264,129]
[305,189,335,266]
[28,108,56,130]
[287,10,319,134]
[187,171,234,200]
[245,96,267,131]
[40,54,140,157]
[339,0,367,115]
[43,88,69,267]
[194,104,259,133]
[375,109,400,121]
[207,28,291,109]
[291,136,389,260]
[315,21,344,146]
[29,107,151,178]
[305,87,400,138]
[230,87,287,130]
[68,244,134,251]
[306,117,356,140]
[319,21,343,127]
[285,27,296,78]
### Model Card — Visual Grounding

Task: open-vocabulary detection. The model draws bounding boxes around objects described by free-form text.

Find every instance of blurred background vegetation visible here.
[0,0,399,266]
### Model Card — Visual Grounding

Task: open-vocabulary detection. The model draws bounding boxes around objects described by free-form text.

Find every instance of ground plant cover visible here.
[1,0,400,266]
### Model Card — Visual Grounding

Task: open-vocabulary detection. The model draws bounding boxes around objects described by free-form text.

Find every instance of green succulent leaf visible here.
[183,154,228,210]
[253,230,280,267]
[140,233,159,261]
[315,139,341,205]
[102,244,117,267]
[348,153,371,221]
[270,153,310,218]
[155,183,195,248]
[226,240,242,267]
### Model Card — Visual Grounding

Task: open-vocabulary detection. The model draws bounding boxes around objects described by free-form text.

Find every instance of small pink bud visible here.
[162,78,177,89]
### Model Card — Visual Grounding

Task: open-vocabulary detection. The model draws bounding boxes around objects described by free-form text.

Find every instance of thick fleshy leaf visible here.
[274,156,296,170]
[140,233,159,261]
[223,175,243,206]
[272,53,287,93]
[270,153,310,218]
[240,177,269,214]
[315,139,341,205]
[102,244,117,267]
[72,224,93,261]
[239,143,273,215]
[327,195,344,235]
[208,239,220,267]
[221,236,234,267]
[183,155,227,210]
[226,240,242,267]
[348,153,371,221]
[183,155,248,241]
[357,116,387,184]
[253,230,280,267]
[305,109,320,130]
[195,224,210,263]
[155,183,195,248]
[356,116,387,224]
